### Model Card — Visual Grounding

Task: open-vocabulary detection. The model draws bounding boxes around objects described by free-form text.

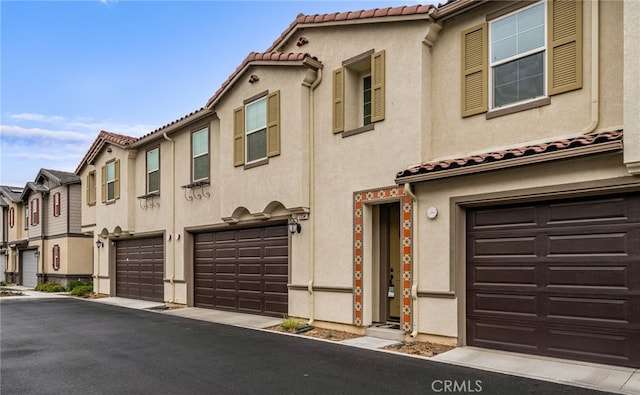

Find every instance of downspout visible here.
[95,237,100,295]
[303,67,322,325]
[403,183,419,338]
[163,132,176,303]
[581,0,599,135]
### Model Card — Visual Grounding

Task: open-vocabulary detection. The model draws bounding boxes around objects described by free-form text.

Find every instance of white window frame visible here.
[106,161,116,202]
[146,147,160,194]
[192,128,209,183]
[245,96,267,164]
[489,1,547,110]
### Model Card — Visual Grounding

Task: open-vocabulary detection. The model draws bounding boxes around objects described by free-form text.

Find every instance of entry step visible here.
[365,325,405,342]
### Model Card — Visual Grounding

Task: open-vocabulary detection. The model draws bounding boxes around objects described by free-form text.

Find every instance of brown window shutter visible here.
[461,22,488,117]
[86,174,91,205]
[371,50,386,123]
[548,0,582,95]
[114,160,121,200]
[101,166,106,203]
[233,106,245,167]
[266,90,281,157]
[332,67,344,133]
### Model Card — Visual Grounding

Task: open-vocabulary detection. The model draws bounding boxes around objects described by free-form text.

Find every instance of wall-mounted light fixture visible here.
[34,250,40,258]
[288,218,301,234]
[95,240,104,249]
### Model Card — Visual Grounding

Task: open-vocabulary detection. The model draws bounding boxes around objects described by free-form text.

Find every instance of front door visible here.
[380,204,401,323]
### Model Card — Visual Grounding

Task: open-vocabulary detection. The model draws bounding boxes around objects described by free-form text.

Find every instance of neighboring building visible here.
[2,170,92,287]
[76,0,639,369]
[0,185,24,283]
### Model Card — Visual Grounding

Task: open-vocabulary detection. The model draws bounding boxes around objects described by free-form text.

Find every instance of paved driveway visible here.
[1,299,607,394]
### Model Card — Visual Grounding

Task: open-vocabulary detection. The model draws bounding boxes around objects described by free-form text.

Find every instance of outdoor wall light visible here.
[34,250,40,258]
[288,218,301,234]
[95,240,104,249]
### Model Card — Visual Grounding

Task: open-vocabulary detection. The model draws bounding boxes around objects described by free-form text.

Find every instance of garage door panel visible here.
[547,328,632,364]
[467,192,640,368]
[471,266,537,286]
[468,320,539,350]
[194,224,288,317]
[548,197,630,224]
[547,297,629,323]
[547,265,628,288]
[471,293,538,316]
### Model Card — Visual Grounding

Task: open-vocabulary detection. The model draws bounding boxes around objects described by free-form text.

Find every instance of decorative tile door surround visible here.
[353,186,413,332]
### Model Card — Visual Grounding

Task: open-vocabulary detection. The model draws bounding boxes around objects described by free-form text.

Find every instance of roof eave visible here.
[130,109,215,148]
[205,56,322,110]
[431,0,489,22]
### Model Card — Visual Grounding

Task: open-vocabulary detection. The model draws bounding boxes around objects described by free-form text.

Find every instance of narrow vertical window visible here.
[31,198,39,226]
[106,162,116,201]
[52,245,60,271]
[9,207,14,228]
[245,97,267,163]
[24,205,28,230]
[53,192,61,217]
[146,148,160,193]
[87,171,96,205]
[192,128,209,182]
[362,74,372,126]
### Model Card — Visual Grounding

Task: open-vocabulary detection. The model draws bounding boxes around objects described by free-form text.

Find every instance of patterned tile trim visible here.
[353,185,413,332]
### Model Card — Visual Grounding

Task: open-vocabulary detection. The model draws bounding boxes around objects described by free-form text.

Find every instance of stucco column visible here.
[624,0,640,174]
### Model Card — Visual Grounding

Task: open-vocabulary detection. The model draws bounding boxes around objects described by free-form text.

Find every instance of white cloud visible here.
[0,124,93,142]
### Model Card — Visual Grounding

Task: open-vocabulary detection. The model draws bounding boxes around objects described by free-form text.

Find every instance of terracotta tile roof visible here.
[134,107,208,143]
[267,5,435,52]
[75,130,137,175]
[205,52,321,109]
[396,130,624,181]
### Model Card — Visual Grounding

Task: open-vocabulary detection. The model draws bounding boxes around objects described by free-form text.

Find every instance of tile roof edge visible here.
[396,130,624,182]
[266,4,435,53]
[74,130,137,175]
[205,52,320,110]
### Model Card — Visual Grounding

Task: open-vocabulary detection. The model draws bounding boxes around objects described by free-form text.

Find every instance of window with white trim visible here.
[106,161,116,201]
[362,74,372,126]
[9,207,15,228]
[192,128,209,182]
[245,97,267,164]
[146,147,160,193]
[30,198,39,226]
[490,2,546,109]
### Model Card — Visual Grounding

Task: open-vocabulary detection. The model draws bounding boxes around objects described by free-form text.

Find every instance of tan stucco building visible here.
[76,0,639,369]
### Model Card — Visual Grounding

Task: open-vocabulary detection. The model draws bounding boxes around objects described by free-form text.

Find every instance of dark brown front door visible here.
[115,237,164,302]
[193,224,288,317]
[467,193,640,368]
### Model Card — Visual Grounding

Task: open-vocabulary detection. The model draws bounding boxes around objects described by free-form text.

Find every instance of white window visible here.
[146,148,160,193]
[192,128,209,182]
[106,161,116,201]
[490,2,545,108]
[245,97,267,163]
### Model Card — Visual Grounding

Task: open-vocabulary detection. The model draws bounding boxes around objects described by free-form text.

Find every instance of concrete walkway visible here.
[3,288,637,394]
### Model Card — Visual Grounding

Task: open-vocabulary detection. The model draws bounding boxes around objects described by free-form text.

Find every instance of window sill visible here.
[105,200,117,206]
[244,158,269,170]
[137,192,160,199]
[486,96,550,119]
[342,123,375,138]
[181,180,210,189]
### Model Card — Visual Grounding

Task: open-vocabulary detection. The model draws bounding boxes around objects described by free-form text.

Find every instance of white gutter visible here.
[302,67,322,325]
[163,132,176,303]
[403,183,420,338]
[581,0,599,135]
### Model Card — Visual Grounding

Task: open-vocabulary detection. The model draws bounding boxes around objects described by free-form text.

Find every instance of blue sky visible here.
[0,0,420,187]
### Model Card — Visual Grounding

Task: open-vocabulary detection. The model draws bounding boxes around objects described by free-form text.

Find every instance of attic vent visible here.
[296,36,309,47]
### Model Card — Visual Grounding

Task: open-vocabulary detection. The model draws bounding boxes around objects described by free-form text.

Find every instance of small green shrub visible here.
[0,281,7,286]
[67,280,92,292]
[280,316,302,331]
[70,285,93,297]
[35,282,66,292]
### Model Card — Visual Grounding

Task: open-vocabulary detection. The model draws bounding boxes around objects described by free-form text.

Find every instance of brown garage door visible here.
[467,193,640,368]
[194,224,288,317]
[116,237,164,302]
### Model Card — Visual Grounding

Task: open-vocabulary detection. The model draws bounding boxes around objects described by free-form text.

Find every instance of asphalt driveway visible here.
[1,299,607,394]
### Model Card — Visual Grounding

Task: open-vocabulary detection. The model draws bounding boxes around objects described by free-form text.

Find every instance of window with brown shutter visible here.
[333,49,385,136]
[461,0,582,117]
[53,192,61,217]
[234,90,280,168]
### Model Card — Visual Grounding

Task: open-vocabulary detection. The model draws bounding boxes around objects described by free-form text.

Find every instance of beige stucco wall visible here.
[42,237,92,276]
[429,0,623,161]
